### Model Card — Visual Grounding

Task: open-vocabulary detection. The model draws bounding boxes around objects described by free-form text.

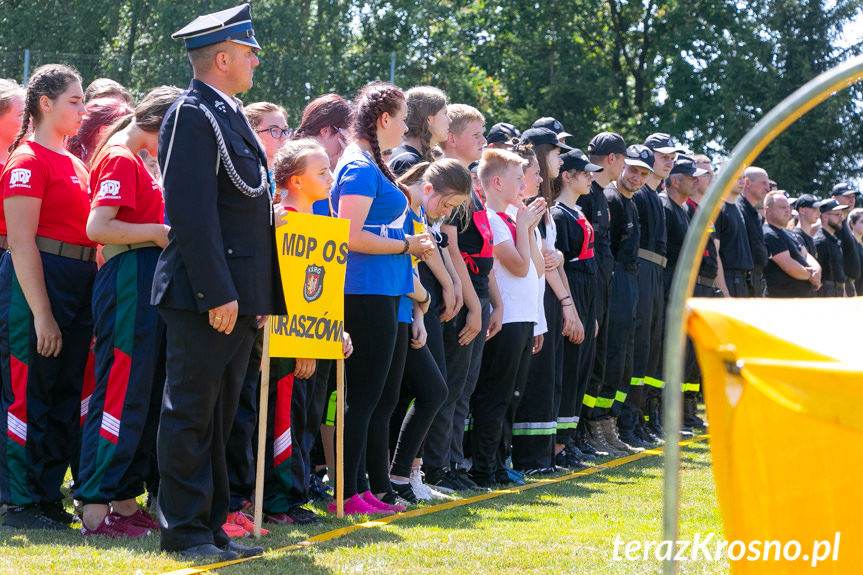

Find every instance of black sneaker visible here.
[379,489,412,508]
[555,448,588,470]
[453,469,481,491]
[390,481,418,504]
[494,469,525,486]
[3,504,69,530]
[309,474,333,501]
[286,505,322,525]
[469,472,497,489]
[39,499,76,525]
[426,470,461,494]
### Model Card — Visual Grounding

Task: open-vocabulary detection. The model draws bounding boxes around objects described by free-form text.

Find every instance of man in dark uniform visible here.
[631,133,682,442]
[791,194,819,257]
[688,155,729,298]
[737,167,770,296]
[715,168,754,297]
[578,132,626,457]
[607,145,656,450]
[762,192,820,298]
[813,199,849,297]
[830,183,861,296]
[152,4,285,560]
[658,155,707,437]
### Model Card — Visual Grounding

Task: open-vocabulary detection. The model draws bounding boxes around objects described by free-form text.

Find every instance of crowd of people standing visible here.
[0,2,858,563]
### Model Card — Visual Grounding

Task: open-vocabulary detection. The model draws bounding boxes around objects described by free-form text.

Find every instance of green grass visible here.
[0,438,728,574]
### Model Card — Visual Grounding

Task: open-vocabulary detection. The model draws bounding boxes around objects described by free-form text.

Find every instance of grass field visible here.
[0,438,729,575]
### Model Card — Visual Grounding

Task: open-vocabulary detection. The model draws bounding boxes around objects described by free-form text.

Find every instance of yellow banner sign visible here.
[269,211,350,360]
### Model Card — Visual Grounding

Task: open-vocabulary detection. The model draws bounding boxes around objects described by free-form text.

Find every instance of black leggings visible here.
[342,294,400,498]
[389,324,448,478]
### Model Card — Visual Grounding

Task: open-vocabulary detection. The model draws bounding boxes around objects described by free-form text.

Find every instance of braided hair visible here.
[404,86,446,162]
[9,64,82,154]
[352,81,405,186]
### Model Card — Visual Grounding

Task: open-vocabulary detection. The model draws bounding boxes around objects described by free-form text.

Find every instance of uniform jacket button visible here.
[227,248,233,255]
[197,292,205,299]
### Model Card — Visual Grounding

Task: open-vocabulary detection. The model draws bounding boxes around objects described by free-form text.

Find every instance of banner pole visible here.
[253,320,271,538]
[336,358,345,518]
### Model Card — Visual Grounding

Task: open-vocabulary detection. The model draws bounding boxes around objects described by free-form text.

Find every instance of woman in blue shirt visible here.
[329,82,433,514]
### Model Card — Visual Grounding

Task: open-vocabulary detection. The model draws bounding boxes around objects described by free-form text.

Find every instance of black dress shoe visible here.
[179,543,238,561]
[221,540,264,558]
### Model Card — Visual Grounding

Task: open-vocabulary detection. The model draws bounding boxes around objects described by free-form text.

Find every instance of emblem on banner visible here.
[303,264,325,302]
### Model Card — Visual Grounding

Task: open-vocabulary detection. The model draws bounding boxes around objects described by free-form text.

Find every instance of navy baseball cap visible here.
[831,182,859,196]
[561,149,603,173]
[669,155,708,177]
[624,144,655,172]
[816,199,850,213]
[587,132,627,156]
[468,161,479,174]
[486,123,521,145]
[520,127,574,150]
[794,194,819,209]
[532,117,572,140]
[643,133,686,154]
[173,4,260,51]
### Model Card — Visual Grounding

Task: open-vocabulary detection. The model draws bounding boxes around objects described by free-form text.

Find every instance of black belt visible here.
[638,248,667,268]
[695,275,716,288]
[102,241,160,262]
[34,236,97,262]
[726,269,751,277]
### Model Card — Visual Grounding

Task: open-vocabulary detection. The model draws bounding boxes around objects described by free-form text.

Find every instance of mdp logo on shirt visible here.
[8,168,31,187]
[97,180,121,199]
[304,264,325,302]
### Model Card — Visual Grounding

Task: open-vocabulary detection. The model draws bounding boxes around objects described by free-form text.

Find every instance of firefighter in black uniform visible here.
[762,191,820,298]
[737,167,771,296]
[813,199,849,297]
[608,145,656,450]
[791,194,819,258]
[830,183,861,296]
[716,168,754,297]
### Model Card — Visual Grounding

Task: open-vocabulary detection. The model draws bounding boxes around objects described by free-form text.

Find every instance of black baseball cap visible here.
[531,117,572,139]
[486,123,521,145]
[817,199,850,213]
[468,161,479,174]
[643,132,686,154]
[587,132,627,156]
[623,144,655,172]
[831,182,860,196]
[520,127,574,150]
[669,155,708,177]
[794,194,819,209]
[560,149,603,173]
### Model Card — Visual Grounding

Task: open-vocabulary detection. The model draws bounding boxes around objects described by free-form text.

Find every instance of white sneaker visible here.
[410,467,451,500]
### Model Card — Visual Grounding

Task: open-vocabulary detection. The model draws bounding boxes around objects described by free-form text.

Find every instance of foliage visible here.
[0,0,861,192]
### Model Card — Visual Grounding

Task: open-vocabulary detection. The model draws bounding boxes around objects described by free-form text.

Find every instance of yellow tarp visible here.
[688,298,863,573]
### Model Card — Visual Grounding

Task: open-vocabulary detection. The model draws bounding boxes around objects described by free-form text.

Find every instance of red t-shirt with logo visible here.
[0,141,95,247]
[90,144,164,225]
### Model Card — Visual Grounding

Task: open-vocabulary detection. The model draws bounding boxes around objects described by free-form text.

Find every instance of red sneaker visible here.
[222,521,248,538]
[226,510,269,536]
[81,512,150,539]
[120,508,159,531]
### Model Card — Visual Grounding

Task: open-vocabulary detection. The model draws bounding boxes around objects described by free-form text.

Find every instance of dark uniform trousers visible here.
[582,258,613,421]
[604,265,639,423]
[623,259,664,431]
[227,327,262,511]
[723,269,753,298]
[157,310,256,550]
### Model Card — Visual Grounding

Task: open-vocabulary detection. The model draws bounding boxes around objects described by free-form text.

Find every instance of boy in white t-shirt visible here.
[468,148,546,487]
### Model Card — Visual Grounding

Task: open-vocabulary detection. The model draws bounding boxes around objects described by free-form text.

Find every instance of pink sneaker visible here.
[81,512,150,539]
[361,491,406,513]
[328,493,393,516]
[121,508,159,531]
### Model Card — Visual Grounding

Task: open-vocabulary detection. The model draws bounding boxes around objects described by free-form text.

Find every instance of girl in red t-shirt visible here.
[74,86,181,539]
[0,64,97,530]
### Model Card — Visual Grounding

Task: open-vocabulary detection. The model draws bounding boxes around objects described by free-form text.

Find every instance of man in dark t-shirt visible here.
[715,169,754,297]
[791,193,819,258]
[737,166,770,296]
[814,199,849,297]
[830,182,861,296]
[762,192,821,298]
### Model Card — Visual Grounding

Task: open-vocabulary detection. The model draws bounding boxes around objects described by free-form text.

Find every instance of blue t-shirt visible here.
[398,207,425,323]
[331,144,412,295]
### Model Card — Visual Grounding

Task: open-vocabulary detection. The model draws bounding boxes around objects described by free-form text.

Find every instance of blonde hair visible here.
[0,79,24,117]
[244,101,288,130]
[441,104,484,148]
[272,138,326,188]
[478,148,526,190]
